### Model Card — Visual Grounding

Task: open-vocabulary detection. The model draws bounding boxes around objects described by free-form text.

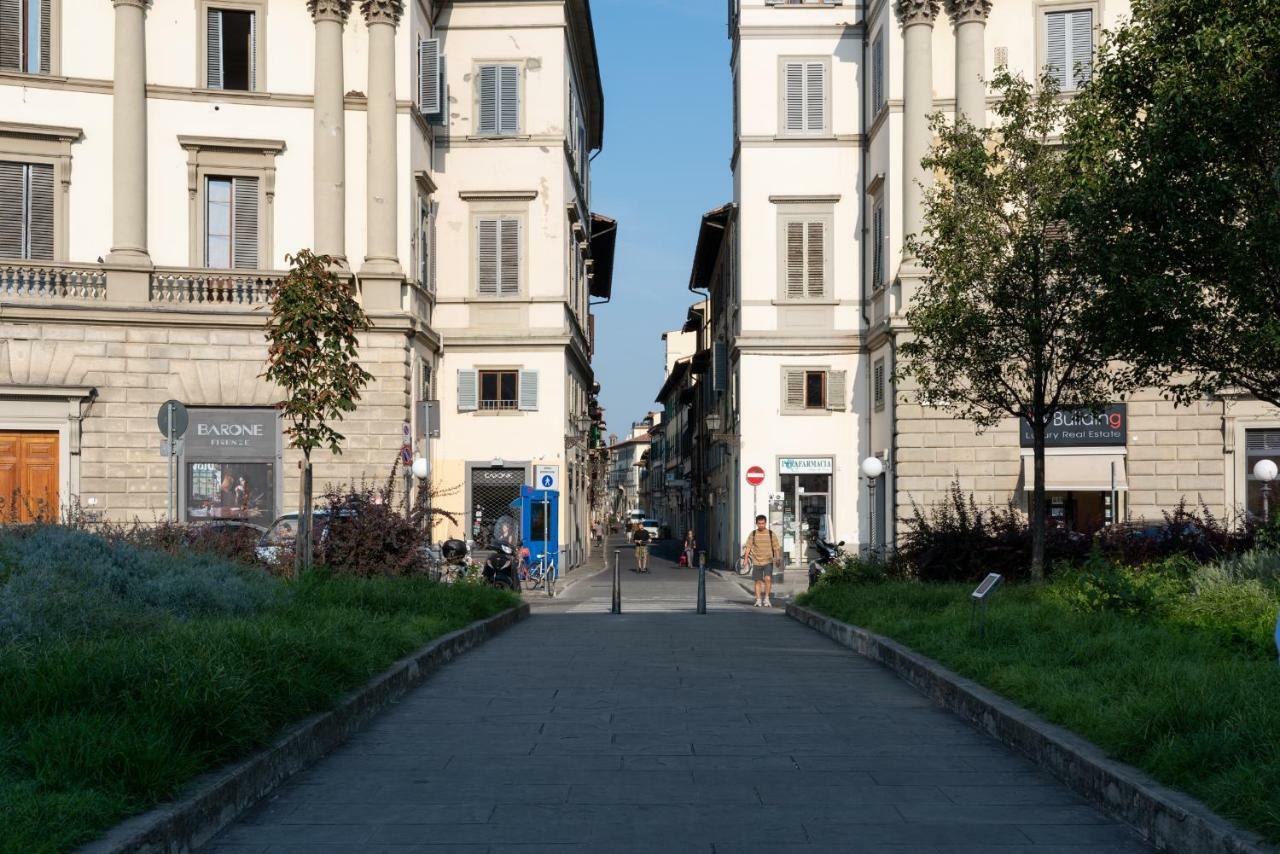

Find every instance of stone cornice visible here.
[944,0,992,24]
[307,0,352,23]
[894,0,940,26]
[111,0,148,8]
[359,0,403,26]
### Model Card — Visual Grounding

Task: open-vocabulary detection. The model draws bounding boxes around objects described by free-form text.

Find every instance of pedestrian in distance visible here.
[742,514,781,607]
[631,522,652,573]
[683,529,697,570]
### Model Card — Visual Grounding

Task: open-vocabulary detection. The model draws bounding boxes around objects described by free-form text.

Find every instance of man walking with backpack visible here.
[631,522,651,573]
[742,515,781,607]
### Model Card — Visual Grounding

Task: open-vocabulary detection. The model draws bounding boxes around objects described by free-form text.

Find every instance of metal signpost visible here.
[970,572,1003,638]
[611,549,621,614]
[156,400,189,522]
[697,551,707,614]
[746,465,765,517]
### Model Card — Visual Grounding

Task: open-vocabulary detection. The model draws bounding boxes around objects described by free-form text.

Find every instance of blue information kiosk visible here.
[511,485,559,576]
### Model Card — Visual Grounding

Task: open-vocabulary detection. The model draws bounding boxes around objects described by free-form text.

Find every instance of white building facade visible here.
[0,0,613,552]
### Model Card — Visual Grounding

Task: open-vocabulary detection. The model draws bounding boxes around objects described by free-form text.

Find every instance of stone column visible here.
[946,0,991,128]
[105,0,152,300]
[359,0,404,305]
[895,0,939,263]
[308,0,351,263]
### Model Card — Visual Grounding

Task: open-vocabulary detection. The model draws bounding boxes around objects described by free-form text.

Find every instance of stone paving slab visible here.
[202,543,1151,853]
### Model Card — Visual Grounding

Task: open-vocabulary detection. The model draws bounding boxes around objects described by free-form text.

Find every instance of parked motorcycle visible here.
[482,514,522,590]
[807,539,846,588]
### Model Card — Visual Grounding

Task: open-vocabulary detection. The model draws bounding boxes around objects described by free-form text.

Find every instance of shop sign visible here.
[779,457,834,475]
[185,408,279,461]
[1019,404,1127,448]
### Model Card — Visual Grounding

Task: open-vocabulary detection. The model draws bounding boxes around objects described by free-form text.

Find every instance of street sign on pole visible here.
[156,400,189,439]
[745,466,765,486]
[536,465,560,491]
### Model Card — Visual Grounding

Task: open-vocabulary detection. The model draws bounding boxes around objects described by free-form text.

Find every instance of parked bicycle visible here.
[522,548,558,597]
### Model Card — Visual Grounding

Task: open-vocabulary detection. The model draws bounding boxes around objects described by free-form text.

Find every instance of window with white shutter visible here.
[826,369,847,411]
[205,176,259,270]
[781,59,827,135]
[476,216,521,297]
[1044,9,1093,91]
[779,214,829,300]
[477,63,521,136]
[0,0,50,74]
[418,38,441,116]
[871,32,885,115]
[417,197,432,288]
[0,160,54,260]
[873,358,886,411]
[518,369,539,411]
[206,7,256,92]
[457,369,478,412]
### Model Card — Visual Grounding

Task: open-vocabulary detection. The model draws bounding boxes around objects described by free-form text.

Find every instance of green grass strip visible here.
[0,575,517,854]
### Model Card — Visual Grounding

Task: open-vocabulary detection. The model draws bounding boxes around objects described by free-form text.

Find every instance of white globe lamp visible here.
[861,456,885,479]
[412,457,431,480]
[1254,459,1278,484]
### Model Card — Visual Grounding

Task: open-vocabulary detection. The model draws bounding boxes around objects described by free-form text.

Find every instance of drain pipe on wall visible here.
[858,21,874,555]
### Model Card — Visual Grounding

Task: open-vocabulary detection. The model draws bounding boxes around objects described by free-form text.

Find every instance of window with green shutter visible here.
[0,160,54,260]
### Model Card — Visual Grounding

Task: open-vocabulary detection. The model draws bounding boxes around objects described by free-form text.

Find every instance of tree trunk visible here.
[1031,421,1047,582]
[295,454,314,577]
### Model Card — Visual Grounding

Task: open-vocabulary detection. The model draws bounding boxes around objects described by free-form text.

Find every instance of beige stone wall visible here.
[0,319,412,521]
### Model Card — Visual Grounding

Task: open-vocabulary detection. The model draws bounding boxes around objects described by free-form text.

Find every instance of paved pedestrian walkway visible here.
[204,539,1151,853]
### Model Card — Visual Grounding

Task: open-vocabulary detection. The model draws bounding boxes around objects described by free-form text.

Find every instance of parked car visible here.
[641,519,662,540]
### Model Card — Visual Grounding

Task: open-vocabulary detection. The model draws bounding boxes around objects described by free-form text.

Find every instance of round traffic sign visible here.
[540,474,555,488]
[156,400,189,439]
[746,466,766,486]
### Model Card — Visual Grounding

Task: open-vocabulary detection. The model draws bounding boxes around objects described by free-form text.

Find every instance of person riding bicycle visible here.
[631,522,651,573]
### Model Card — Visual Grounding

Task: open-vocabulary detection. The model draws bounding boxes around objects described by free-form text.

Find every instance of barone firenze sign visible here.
[186,408,279,460]
[1019,404,1127,448]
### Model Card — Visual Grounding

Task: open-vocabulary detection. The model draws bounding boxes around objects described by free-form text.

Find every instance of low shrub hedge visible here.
[0,526,517,854]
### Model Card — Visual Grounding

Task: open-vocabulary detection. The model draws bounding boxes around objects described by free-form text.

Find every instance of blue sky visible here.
[590,0,731,439]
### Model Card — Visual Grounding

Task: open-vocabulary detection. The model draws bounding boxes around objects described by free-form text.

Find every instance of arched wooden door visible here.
[0,432,60,522]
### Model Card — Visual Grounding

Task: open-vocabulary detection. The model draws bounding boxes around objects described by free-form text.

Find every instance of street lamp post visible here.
[1255,458,1278,522]
[861,456,885,557]
[412,456,431,542]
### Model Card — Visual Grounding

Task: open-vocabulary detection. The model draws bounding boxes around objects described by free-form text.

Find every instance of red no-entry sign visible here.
[746,466,766,486]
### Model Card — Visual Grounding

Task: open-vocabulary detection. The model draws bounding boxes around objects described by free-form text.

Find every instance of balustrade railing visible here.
[150,268,283,306]
[0,261,107,301]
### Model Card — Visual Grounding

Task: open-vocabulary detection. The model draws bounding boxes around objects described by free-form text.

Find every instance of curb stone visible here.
[786,603,1274,854]
[77,602,531,854]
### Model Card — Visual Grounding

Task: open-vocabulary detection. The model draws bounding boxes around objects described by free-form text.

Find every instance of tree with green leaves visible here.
[1065,0,1280,409]
[263,250,373,574]
[898,71,1132,581]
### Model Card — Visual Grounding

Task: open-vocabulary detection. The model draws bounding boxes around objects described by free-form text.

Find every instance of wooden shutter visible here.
[1247,430,1280,452]
[805,62,825,132]
[498,218,520,296]
[872,201,884,286]
[26,163,53,260]
[873,360,885,409]
[417,198,430,285]
[38,0,49,73]
[231,176,259,269]
[0,0,18,71]
[518,369,539,411]
[785,221,805,298]
[806,220,824,297]
[457,369,478,412]
[0,161,23,257]
[1045,11,1067,91]
[1070,10,1093,88]
[783,62,804,132]
[871,34,884,112]
[207,8,223,89]
[498,65,520,134]
[418,38,441,115]
[827,369,847,411]
[476,218,498,294]
[477,64,498,133]
[783,369,805,412]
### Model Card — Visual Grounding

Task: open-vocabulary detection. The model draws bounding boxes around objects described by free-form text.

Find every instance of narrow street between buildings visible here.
[205,539,1151,853]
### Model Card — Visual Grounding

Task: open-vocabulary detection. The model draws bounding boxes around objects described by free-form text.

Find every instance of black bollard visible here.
[697,551,707,615]
[611,549,621,614]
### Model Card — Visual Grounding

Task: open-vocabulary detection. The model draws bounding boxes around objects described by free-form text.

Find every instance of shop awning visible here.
[1022,454,1128,491]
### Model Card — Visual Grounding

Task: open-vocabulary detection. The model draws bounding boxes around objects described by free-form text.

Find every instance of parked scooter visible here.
[807,538,846,588]
[482,514,522,590]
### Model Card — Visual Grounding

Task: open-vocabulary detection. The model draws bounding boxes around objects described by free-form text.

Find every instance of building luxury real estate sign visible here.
[1019,405,1127,448]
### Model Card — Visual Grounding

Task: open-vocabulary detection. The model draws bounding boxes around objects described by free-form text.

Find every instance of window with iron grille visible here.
[479,370,518,411]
